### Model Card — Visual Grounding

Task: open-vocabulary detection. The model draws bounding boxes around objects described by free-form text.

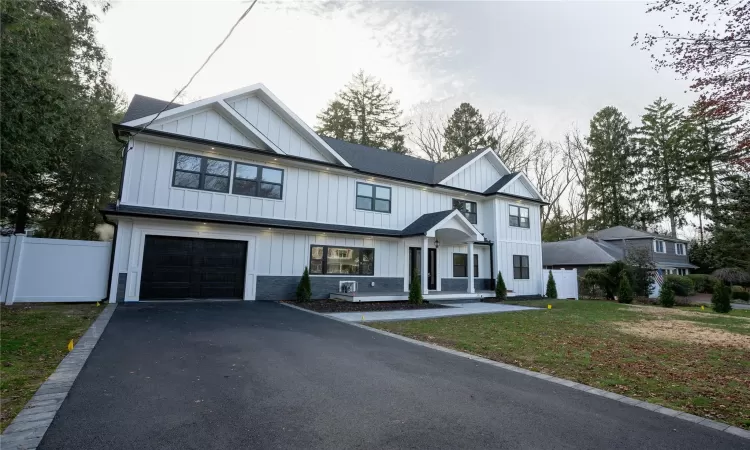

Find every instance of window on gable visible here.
[356,182,391,213]
[452,253,479,278]
[653,240,666,253]
[173,153,230,193]
[675,243,686,256]
[232,163,284,200]
[452,199,477,224]
[509,205,529,228]
[513,255,529,279]
[309,245,375,275]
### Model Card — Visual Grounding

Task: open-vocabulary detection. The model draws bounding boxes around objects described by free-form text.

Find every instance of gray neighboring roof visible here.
[121,95,182,123]
[484,172,519,194]
[103,205,466,238]
[542,237,624,266]
[591,225,688,243]
[400,210,454,236]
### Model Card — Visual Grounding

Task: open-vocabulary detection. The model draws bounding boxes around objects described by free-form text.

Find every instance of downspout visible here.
[489,241,495,291]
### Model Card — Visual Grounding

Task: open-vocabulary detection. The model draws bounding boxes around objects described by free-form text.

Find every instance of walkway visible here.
[327,301,537,322]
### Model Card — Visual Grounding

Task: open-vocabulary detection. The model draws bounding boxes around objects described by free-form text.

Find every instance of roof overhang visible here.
[424,210,484,242]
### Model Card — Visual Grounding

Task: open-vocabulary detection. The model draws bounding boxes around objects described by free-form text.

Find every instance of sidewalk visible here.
[326,302,537,322]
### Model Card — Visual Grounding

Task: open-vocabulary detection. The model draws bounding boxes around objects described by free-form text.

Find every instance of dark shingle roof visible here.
[484,172,519,194]
[103,205,461,238]
[542,237,624,266]
[121,95,182,123]
[590,226,688,243]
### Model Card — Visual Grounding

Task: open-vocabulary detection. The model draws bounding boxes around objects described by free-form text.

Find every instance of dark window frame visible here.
[232,162,284,200]
[172,152,231,193]
[509,205,530,228]
[309,245,375,276]
[452,199,478,224]
[452,253,479,277]
[513,255,529,279]
[355,182,392,213]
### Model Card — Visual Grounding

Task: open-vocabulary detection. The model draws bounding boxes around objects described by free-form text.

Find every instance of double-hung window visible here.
[653,240,666,253]
[675,242,686,256]
[509,205,529,228]
[173,153,231,193]
[452,199,477,224]
[309,245,375,275]
[452,253,479,277]
[513,255,529,279]
[356,182,391,213]
[233,163,284,200]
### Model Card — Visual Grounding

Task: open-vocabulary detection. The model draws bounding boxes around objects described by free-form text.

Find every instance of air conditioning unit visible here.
[339,281,357,293]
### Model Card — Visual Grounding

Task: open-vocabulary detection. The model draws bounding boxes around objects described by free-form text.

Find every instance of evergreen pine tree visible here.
[408,271,423,304]
[617,274,634,304]
[317,70,408,154]
[545,271,558,299]
[711,281,732,313]
[586,107,640,229]
[296,267,312,302]
[443,103,498,159]
[495,271,507,301]
[659,285,675,308]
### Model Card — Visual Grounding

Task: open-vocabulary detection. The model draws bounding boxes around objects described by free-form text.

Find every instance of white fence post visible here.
[1,235,26,305]
[548,268,579,300]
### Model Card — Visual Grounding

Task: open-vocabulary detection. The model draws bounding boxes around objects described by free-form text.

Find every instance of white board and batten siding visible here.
[492,197,544,295]
[442,155,505,193]
[501,178,535,198]
[0,236,111,304]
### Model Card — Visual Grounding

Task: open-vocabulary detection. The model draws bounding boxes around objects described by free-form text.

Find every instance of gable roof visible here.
[591,226,688,243]
[400,210,454,236]
[484,172,519,194]
[542,236,624,266]
[121,95,181,123]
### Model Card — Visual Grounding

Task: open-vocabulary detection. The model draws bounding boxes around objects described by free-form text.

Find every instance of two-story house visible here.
[103,84,547,303]
[542,225,696,276]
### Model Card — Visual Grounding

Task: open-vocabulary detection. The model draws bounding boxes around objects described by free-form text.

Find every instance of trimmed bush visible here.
[295,267,312,302]
[581,269,606,299]
[732,290,750,301]
[545,271,558,299]
[409,271,423,304]
[617,274,634,304]
[664,275,695,297]
[711,281,732,313]
[688,274,716,293]
[495,271,507,301]
[659,285,675,308]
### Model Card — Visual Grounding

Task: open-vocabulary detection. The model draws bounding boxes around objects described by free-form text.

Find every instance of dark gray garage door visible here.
[140,236,247,300]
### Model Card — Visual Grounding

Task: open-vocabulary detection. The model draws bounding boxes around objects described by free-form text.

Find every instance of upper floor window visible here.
[509,205,529,228]
[675,242,686,256]
[653,240,666,253]
[452,253,479,277]
[309,245,375,275]
[173,153,230,193]
[356,182,391,213]
[513,255,529,279]
[453,199,477,224]
[233,163,283,200]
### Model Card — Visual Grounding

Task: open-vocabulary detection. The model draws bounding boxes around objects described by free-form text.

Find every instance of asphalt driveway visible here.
[40,302,747,450]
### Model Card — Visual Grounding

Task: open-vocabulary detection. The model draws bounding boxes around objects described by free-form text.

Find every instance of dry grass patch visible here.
[615,319,750,349]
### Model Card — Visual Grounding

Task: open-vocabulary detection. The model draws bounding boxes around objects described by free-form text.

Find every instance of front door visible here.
[409,247,437,290]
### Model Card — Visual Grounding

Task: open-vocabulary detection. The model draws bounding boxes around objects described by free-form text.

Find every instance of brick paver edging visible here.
[1,304,117,450]
[281,302,750,440]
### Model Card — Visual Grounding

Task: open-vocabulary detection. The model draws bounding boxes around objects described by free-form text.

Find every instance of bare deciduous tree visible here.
[529,140,574,232]
[410,111,447,162]
[486,112,536,172]
[563,128,593,233]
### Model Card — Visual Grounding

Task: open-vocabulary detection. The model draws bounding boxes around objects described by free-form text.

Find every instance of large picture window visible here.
[452,253,479,277]
[509,205,529,228]
[173,153,231,193]
[309,245,375,275]
[356,182,391,213]
[233,163,284,200]
[452,199,477,224]
[513,255,529,279]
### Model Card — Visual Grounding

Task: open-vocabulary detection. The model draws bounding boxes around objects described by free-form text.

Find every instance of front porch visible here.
[330,290,502,303]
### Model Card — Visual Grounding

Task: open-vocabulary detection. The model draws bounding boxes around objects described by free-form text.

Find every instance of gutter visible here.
[112,124,549,206]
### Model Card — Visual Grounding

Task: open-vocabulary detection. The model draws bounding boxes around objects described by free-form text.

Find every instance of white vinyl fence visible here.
[547,268,579,300]
[1,235,111,304]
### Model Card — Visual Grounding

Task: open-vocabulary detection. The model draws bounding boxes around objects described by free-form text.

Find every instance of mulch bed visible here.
[285,299,448,313]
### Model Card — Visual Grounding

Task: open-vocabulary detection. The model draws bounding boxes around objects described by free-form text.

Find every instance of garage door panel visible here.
[141,235,247,300]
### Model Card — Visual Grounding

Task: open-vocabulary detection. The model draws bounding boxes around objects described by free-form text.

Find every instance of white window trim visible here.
[675,242,686,256]
[653,239,666,253]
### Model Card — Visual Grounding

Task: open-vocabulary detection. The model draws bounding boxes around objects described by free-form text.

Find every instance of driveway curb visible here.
[1,304,117,450]
[281,302,750,440]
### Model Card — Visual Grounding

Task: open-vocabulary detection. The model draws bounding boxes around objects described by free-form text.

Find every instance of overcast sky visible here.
[97,0,695,145]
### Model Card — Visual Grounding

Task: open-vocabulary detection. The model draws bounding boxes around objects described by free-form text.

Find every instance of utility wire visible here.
[127,0,259,145]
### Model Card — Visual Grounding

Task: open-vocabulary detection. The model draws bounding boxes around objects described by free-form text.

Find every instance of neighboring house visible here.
[542,225,696,275]
[103,84,547,302]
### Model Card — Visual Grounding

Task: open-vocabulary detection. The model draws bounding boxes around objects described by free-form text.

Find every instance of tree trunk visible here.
[698,210,704,244]
[14,201,29,235]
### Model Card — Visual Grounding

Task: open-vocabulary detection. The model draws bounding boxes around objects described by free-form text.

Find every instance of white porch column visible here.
[421,236,429,295]
[467,241,475,294]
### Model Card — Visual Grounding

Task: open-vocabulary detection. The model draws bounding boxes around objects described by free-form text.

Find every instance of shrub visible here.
[545,271,558,299]
[711,281,732,313]
[659,285,675,308]
[581,269,606,299]
[688,274,716,293]
[617,274,634,304]
[408,271,423,304]
[295,267,312,302]
[732,290,750,301]
[495,271,507,301]
[712,267,750,286]
[664,275,695,296]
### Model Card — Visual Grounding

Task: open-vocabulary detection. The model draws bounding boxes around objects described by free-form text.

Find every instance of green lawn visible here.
[371,300,750,430]
[1,303,101,431]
